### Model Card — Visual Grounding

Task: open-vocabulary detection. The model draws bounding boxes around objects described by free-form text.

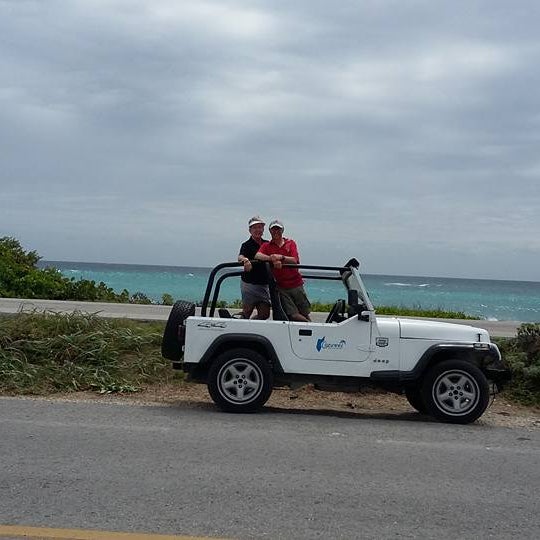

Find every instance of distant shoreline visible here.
[40,260,540,284]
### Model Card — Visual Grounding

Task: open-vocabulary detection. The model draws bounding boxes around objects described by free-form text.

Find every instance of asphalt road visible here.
[0,297,521,337]
[1,397,539,539]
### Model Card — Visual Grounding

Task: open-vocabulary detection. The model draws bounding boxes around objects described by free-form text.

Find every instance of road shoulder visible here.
[3,383,539,429]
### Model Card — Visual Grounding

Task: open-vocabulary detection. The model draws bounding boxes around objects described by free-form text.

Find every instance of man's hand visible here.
[270,253,283,268]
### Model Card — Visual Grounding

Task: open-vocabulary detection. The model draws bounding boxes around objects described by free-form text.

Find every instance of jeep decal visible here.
[316,337,346,352]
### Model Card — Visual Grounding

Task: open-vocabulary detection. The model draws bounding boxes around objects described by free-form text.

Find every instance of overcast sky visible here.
[1,1,539,281]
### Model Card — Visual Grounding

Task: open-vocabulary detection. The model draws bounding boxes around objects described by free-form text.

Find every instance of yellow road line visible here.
[0,525,227,540]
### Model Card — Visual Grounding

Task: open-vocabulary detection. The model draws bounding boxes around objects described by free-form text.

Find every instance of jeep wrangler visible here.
[161,258,510,424]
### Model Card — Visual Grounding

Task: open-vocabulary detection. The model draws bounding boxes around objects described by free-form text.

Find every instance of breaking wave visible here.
[385,282,430,288]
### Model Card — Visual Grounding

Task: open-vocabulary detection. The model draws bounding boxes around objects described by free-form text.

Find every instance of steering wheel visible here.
[325,299,345,323]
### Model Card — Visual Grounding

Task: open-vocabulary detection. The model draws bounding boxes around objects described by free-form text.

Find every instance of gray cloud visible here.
[1,0,539,280]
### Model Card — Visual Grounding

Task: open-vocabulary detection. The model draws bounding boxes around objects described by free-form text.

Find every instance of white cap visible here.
[269,219,284,230]
[248,216,265,227]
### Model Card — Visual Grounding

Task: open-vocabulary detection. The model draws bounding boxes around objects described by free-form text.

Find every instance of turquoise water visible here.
[40,261,540,322]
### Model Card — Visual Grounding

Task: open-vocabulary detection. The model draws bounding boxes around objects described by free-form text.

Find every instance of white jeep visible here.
[162,258,510,424]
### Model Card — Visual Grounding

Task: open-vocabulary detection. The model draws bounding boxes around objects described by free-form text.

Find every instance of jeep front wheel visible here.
[208,348,274,413]
[421,359,489,424]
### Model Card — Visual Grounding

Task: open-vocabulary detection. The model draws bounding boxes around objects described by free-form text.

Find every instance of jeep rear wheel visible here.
[208,348,273,413]
[421,359,489,424]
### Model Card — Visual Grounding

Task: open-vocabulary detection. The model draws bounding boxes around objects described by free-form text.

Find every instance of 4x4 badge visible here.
[376,337,389,347]
[197,321,227,329]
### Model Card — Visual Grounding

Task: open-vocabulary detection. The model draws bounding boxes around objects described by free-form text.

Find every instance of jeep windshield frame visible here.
[200,260,374,318]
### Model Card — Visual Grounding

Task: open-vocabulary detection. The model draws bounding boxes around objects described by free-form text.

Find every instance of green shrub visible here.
[129,292,153,304]
[161,293,174,306]
[498,323,540,405]
[515,323,540,357]
[0,236,151,303]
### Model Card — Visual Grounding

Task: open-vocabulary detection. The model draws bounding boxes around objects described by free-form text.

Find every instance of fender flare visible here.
[402,342,501,382]
[197,333,284,373]
[371,343,502,384]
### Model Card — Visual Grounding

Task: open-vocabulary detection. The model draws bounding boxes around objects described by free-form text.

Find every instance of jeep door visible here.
[288,318,373,375]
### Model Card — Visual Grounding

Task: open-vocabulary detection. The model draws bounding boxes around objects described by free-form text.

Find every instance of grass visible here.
[217,299,478,319]
[0,311,175,395]
[373,305,478,319]
[309,301,477,319]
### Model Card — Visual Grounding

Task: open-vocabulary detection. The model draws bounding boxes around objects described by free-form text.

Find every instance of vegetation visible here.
[1,311,537,406]
[0,311,174,394]
[496,323,540,406]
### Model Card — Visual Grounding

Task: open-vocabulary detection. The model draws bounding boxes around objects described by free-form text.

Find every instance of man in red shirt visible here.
[255,220,311,322]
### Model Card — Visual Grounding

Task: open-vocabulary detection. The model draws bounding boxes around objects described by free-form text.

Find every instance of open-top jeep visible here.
[162,258,510,424]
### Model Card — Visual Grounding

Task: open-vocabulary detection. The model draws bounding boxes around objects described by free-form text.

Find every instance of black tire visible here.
[421,359,489,424]
[161,300,195,360]
[207,348,274,413]
[405,387,428,414]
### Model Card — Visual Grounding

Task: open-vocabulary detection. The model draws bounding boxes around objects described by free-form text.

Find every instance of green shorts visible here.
[278,286,311,318]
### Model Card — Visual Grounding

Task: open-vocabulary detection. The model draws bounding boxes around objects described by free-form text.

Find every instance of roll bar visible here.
[200,261,353,317]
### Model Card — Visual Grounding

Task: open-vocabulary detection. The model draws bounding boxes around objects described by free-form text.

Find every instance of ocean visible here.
[39,261,540,323]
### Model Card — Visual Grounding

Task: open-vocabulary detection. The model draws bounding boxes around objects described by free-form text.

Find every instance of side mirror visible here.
[358,310,371,322]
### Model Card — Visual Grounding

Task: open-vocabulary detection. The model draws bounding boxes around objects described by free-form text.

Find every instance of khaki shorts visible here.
[278,286,311,318]
[241,281,271,306]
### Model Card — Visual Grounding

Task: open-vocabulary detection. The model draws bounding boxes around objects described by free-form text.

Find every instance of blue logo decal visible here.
[316,337,346,352]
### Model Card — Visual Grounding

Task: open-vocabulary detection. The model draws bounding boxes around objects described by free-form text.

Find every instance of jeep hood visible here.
[397,318,489,342]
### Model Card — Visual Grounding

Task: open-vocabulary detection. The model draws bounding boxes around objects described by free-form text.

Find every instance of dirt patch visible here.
[14,383,540,429]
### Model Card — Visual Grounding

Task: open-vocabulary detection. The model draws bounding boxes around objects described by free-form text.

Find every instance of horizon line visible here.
[39,259,540,285]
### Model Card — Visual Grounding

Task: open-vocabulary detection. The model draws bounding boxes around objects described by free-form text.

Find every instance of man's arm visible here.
[256,243,290,268]
[254,242,271,262]
[238,243,252,269]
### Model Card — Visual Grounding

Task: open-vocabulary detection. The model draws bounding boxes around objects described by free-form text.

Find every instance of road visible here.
[1,397,539,539]
[0,297,522,337]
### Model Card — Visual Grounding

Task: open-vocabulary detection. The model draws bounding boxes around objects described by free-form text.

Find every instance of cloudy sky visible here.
[1,0,539,281]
